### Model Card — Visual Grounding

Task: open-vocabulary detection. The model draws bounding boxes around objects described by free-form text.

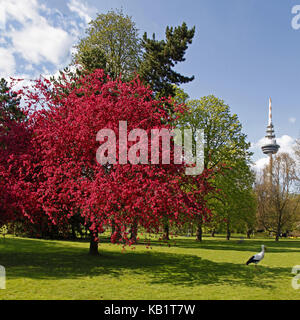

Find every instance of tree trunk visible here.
[211,228,216,237]
[275,215,282,241]
[196,218,202,241]
[71,223,76,240]
[246,229,252,239]
[89,231,99,255]
[130,219,138,244]
[226,220,231,240]
[275,226,280,241]
[162,221,170,240]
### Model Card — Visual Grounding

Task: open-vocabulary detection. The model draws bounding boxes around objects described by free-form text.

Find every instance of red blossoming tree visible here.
[4,70,216,255]
[0,81,39,227]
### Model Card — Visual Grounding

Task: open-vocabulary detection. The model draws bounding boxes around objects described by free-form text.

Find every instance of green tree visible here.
[0,78,24,123]
[138,22,195,98]
[76,46,107,73]
[210,160,256,240]
[256,153,300,241]
[74,9,141,80]
[74,10,195,99]
[178,95,252,170]
[176,94,253,240]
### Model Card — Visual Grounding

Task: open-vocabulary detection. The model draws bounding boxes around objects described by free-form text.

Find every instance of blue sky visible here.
[1,0,300,169]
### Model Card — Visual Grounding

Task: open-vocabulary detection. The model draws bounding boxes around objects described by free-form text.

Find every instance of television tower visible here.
[261,97,280,180]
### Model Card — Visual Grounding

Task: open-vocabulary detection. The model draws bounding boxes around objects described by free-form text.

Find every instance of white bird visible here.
[246,245,265,267]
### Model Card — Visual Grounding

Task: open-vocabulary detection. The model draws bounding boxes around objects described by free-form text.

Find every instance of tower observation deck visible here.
[261,98,280,156]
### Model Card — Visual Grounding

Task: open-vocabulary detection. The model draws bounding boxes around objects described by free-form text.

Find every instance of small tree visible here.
[256,153,300,241]
[0,78,24,124]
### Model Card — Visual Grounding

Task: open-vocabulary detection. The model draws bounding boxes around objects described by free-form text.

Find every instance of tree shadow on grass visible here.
[0,237,292,290]
[146,252,290,289]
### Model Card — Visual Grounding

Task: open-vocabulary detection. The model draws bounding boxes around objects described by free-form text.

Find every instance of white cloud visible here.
[251,135,296,154]
[0,0,40,28]
[0,47,16,77]
[289,117,296,124]
[253,157,270,172]
[276,135,296,154]
[67,0,93,24]
[10,20,73,65]
[0,0,89,78]
[251,134,297,172]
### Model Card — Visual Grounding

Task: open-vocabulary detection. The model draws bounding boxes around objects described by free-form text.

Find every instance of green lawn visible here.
[0,234,300,300]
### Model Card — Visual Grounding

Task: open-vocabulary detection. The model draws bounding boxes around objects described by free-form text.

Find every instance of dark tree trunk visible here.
[196,218,202,241]
[226,220,231,240]
[71,223,76,240]
[275,226,280,241]
[162,221,170,240]
[275,218,282,241]
[246,229,253,239]
[226,230,231,241]
[89,231,99,255]
[130,219,138,244]
[211,228,216,237]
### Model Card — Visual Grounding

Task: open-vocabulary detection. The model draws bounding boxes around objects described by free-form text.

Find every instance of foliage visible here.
[209,160,256,239]
[3,70,216,252]
[138,22,195,98]
[0,224,7,238]
[0,78,24,123]
[74,9,141,80]
[256,153,300,240]
[176,95,252,170]
[0,82,36,225]
[175,94,254,239]
[74,9,195,98]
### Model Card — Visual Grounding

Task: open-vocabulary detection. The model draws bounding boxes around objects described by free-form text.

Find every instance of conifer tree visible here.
[0,78,24,123]
[139,22,195,98]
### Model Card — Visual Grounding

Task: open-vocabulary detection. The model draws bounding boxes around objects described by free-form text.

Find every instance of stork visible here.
[246,245,265,268]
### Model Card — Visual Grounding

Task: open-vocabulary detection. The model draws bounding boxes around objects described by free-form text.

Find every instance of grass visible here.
[0,234,300,300]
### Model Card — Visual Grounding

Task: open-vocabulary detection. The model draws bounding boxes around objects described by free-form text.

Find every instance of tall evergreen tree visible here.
[0,78,24,123]
[138,22,195,98]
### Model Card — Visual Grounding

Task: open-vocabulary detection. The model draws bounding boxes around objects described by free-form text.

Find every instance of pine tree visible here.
[138,22,195,98]
[0,78,24,123]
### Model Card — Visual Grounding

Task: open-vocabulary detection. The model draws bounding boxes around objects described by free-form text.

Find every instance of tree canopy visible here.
[138,22,195,98]
[74,9,141,80]
[1,71,216,253]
